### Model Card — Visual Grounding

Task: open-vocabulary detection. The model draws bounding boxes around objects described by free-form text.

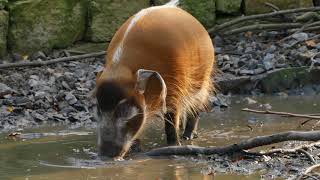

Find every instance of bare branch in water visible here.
[146,131,320,156]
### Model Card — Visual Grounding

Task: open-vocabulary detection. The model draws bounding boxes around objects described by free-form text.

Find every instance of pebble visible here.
[292,32,308,42]
[30,51,47,60]
[0,83,13,97]
[243,97,257,105]
[65,92,78,105]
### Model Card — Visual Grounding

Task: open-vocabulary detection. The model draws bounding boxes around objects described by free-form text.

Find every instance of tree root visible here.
[146,131,320,156]
[0,51,106,70]
[208,7,320,36]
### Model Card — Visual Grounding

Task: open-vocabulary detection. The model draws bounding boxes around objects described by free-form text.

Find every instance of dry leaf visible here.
[8,132,21,137]
[305,40,316,47]
[245,31,253,38]
[23,55,29,60]
[7,106,14,113]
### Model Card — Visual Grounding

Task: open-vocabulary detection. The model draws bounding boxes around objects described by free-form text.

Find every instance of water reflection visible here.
[1,95,319,180]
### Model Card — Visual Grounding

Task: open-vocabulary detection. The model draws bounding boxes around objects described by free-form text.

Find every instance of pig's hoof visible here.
[182,132,198,140]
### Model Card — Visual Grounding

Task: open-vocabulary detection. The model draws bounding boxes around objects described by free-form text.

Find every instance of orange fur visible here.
[96,6,215,136]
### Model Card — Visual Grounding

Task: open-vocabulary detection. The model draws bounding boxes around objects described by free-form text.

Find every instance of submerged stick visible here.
[0,51,106,70]
[242,108,320,119]
[146,131,320,156]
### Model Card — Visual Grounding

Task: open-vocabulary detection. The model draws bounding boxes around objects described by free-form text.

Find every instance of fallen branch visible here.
[224,22,302,35]
[299,164,320,179]
[208,6,320,35]
[257,141,320,164]
[264,2,280,12]
[241,108,320,119]
[0,51,106,70]
[146,131,320,156]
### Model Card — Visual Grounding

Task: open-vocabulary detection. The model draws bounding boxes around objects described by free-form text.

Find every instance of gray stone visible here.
[34,91,46,100]
[210,94,230,108]
[215,47,222,54]
[11,53,23,62]
[292,33,309,42]
[222,55,230,61]
[245,46,253,53]
[316,43,320,50]
[30,51,47,60]
[214,35,223,47]
[266,45,277,53]
[31,111,47,122]
[254,68,266,74]
[243,97,257,105]
[0,83,13,97]
[263,53,275,70]
[302,85,317,96]
[298,46,308,53]
[277,92,289,98]
[239,69,255,75]
[221,63,231,71]
[65,92,78,105]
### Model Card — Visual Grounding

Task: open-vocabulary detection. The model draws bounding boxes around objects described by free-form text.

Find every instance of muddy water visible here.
[0,95,319,180]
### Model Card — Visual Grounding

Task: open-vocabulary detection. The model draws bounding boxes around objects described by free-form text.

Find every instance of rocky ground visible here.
[0,31,320,133]
[0,56,104,132]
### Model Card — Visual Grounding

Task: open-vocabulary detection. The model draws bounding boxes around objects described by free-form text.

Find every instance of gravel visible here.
[0,57,103,132]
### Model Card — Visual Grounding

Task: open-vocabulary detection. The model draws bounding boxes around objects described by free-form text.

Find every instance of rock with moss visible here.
[216,0,242,14]
[86,0,149,43]
[260,67,320,93]
[155,0,216,28]
[179,0,216,28]
[0,10,8,58]
[245,0,314,15]
[0,0,7,10]
[8,0,88,55]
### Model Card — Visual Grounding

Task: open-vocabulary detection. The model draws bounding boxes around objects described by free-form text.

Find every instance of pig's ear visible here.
[135,69,167,113]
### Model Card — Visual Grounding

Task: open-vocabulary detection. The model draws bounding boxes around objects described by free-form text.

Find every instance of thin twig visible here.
[278,19,314,43]
[297,149,317,164]
[242,108,320,119]
[264,2,280,11]
[259,148,316,164]
[300,118,317,126]
[224,23,302,35]
[0,51,106,70]
[146,131,320,156]
[299,164,320,179]
[208,6,320,35]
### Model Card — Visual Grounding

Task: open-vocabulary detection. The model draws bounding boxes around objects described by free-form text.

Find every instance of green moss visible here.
[0,0,7,10]
[260,67,314,93]
[180,0,216,28]
[245,0,313,15]
[8,0,88,55]
[154,0,216,28]
[67,42,108,54]
[0,10,8,57]
[216,0,242,14]
[86,0,149,42]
